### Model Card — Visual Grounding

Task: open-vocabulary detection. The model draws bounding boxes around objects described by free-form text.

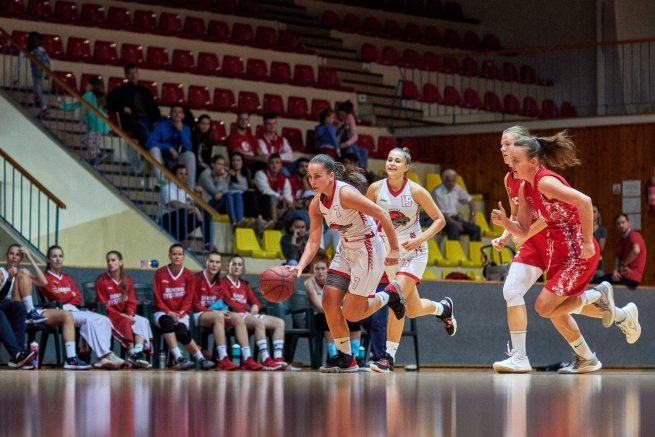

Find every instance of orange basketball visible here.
[259,266,295,302]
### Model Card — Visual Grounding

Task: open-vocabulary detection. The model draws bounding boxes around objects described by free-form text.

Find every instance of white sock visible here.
[510,331,527,356]
[615,307,627,324]
[193,350,205,361]
[432,301,444,316]
[128,348,136,356]
[273,340,284,359]
[386,341,399,359]
[22,296,35,313]
[569,336,594,360]
[134,343,144,354]
[241,346,252,360]
[580,289,601,306]
[171,347,182,360]
[257,339,270,360]
[65,341,76,359]
[217,345,228,360]
[375,291,390,306]
[335,337,352,355]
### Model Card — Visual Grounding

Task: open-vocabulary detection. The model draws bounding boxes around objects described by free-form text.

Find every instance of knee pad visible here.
[325,272,349,292]
[158,315,176,333]
[503,263,543,307]
[175,325,192,345]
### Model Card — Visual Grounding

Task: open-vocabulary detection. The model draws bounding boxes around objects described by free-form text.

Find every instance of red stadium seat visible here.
[102,7,129,29]
[503,94,520,114]
[254,26,277,48]
[281,127,305,152]
[418,83,441,104]
[362,16,382,36]
[306,129,316,151]
[131,10,157,33]
[382,19,401,39]
[169,49,194,72]
[51,70,76,96]
[561,101,578,117]
[462,31,481,51]
[52,1,77,23]
[80,3,105,27]
[41,34,64,59]
[210,120,227,144]
[10,30,29,49]
[286,96,310,119]
[379,46,400,66]
[221,55,244,78]
[540,99,559,119]
[400,138,419,157]
[79,72,100,94]
[480,59,497,79]
[316,66,345,89]
[206,20,229,42]
[421,52,441,71]
[263,93,285,115]
[180,16,205,39]
[482,91,503,112]
[342,13,360,33]
[361,43,378,63]
[268,61,291,83]
[187,85,211,110]
[399,49,420,68]
[23,0,51,19]
[461,57,478,77]
[461,88,482,109]
[144,46,169,70]
[121,43,144,66]
[91,40,118,65]
[138,80,159,102]
[321,10,339,28]
[423,25,441,45]
[62,37,91,62]
[196,52,220,76]
[402,23,422,42]
[358,134,376,155]
[244,58,268,81]
[107,76,126,93]
[521,96,540,117]
[443,29,461,48]
[160,82,184,106]
[238,91,262,114]
[231,23,254,45]
[442,56,460,74]
[277,30,311,53]
[501,62,519,81]
[212,88,236,112]
[376,136,398,159]
[291,64,315,87]
[401,80,420,100]
[156,12,182,35]
[310,98,331,120]
[0,0,24,17]
[443,86,462,106]
[520,65,537,84]
[482,33,502,51]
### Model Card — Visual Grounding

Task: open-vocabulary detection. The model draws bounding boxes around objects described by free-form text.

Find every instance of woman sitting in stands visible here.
[95,250,153,368]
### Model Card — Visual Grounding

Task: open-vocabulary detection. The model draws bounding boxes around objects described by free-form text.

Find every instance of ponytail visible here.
[514,130,580,169]
[310,154,368,194]
[388,147,412,175]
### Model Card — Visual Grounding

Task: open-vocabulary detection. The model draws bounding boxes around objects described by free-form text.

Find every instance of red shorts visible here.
[513,232,547,271]
[544,238,600,297]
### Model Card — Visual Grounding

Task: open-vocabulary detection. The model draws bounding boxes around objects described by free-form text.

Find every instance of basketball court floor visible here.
[1,369,653,436]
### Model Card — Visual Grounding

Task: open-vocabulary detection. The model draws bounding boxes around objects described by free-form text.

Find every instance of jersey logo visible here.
[511,196,519,205]
[329,223,353,233]
[389,210,410,228]
[401,195,412,207]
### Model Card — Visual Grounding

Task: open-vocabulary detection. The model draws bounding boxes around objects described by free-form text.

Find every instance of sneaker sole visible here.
[64,365,92,370]
[623,303,641,344]
[492,363,532,373]
[319,366,360,373]
[442,297,457,336]
[369,364,390,373]
[558,361,603,374]
[597,282,616,328]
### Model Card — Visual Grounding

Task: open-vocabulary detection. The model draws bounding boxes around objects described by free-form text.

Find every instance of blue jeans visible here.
[344,144,368,169]
[359,283,389,361]
[0,300,27,357]
[211,192,244,224]
[32,76,46,110]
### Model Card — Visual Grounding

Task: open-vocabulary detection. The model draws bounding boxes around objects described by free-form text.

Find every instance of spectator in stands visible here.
[153,244,216,370]
[281,217,309,267]
[592,204,608,282]
[288,157,311,208]
[38,245,125,369]
[107,63,160,147]
[3,244,90,369]
[199,155,244,226]
[336,101,368,168]
[221,256,287,370]
[432,169,481,241]
[229,152,271,229]
[227,112,258,162]
[192,114,213,176]
[315,108,340,158]
[12,31,51,118]
[146,104,197,189]
[160,165,213,250]
[95,250,153,368]
[341,153,369,186]
[193,251,262,371]
[58,76,110,167]
[257,113,293,163]
[596,213,646,288]
[254,153,294,224]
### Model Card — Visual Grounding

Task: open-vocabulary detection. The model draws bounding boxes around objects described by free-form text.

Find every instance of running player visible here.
[286,154,405,373]
[365,147,456,373]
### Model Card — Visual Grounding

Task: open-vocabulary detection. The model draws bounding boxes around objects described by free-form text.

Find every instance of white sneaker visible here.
[593,282,616,328]
[493,345,532,373]
[617,303,641,344]
[558,353,602,374]
[94,352,124,369]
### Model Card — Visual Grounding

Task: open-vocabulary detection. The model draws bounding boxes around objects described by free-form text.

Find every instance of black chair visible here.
[282,292,319,368]
[25,288,64,368]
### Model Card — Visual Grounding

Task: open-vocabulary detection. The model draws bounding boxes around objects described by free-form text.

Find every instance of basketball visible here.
[259,266,295,302]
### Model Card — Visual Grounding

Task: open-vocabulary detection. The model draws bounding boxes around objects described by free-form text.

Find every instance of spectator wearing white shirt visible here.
[161,165,213,249]
[257,113,293,163]
[432,169,481,241]
[254,154,294,223]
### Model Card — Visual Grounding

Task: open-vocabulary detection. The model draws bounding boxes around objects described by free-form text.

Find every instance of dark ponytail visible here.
[514,130,580,169]
[310,154,368,194]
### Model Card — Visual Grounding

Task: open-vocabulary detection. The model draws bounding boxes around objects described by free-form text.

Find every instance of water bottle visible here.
[231,344,241,366]
[30,341,39,370]
[159,351,167,369]
[358,346,366,361]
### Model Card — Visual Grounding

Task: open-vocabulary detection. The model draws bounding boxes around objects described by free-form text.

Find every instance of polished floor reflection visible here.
[0,370,654,436]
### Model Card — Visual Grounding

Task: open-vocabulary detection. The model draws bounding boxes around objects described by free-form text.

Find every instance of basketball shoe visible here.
[593,282,616,328]
[385,281,407,320]
[493,344,532,373]
[558,353,602,374]
[616,303,641,344]
[216,356,240,371]
[319,351,359,373]
[370,353,394,373]
[438,297,457,336]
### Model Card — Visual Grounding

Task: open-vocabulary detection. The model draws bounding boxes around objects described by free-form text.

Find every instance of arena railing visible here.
[0,148,65,255]
[0,27,221,261]
[390,37,655,126]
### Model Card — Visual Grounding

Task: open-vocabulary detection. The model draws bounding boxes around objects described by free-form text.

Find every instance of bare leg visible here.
[243,316,266,341]
[199,312,227,345]
[342,294,384,322]
[323,286,349,340]
[225,314,249,347]
[163,332,178,350]
[42,309,75,341]
[261,315,284,341]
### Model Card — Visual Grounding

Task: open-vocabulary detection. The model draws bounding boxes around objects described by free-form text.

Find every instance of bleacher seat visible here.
[425,173,442,192]
[501,62,519,82]
[361,43,379,63]
[561,101,578,117]
[317,66,345,90]
[342,13,361,33]
[120,43,144,66]
[206,20,229,42]
[379,46,400,66]
[418,83,441,103]
[521,96,540,117]
[131,10,157,33]
[145,46,170,70]
[540,99,559,119]
[382,19,401,40]
[468,271,484,281]
[461,57,478,77]
[263,93,285,115]
[79,72,99,94]
[233,228,276,258]
[358,134,376,155]
[51,70,76,95]
[210,120,227,145]
[187,85,211,110]
[503,94,520,114]
[482,91,503,112]
[422,269,435,280]
[443,28,461,48]
[212,88,236,112]
[180,16,205,39]
[244,58,268,81]
[305,129,316,152]
[23,0,52,19]
[277,30,311,54]
[520,64,537,84]
[406,172,420,185]
[400,137,419,159]
[475,212,502,238]
[160,82,184,106]
[321,10,339,27]
[169,49,195,72]
[461,88,482,109]
[90,40,118,65]
[399,49,420,68]
[102,7,129,30]
[423,25,442,45]
[403,22,422,42]
[215,0,237,14]
[442,56,460,74]
[138,79,159,102]
[480,59,498,79]
[52,1,77,23]
[443,86,462,106]
[401,80,420,100]
[237,0,260,17]
[491,247,514,265]
[196,52,220,76]
[443,240,467,266]
[427,239,458,267]
[310,98,331,120]
[238,91,262,114]
[41,34,63,59]
[0,0,24,16]
[482,33,502,51]
[465,242,485,269]
[422,52,441,71]
[262,230,283,259]
[221,55,244,78]
[231,23,254,45]
[291,64,315,87]
[362,16,382,36]
[107,76,126,92]
[462,31,481,51]
[286,96,310,119]
[281,127,305,152]
[269,61,291,83]
[254,26,277,48]
[376,136,398,159]
[62,37,91,62]
[156,12,182,35]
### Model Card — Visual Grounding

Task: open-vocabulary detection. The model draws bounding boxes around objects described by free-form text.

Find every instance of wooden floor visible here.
[1,369,654,436]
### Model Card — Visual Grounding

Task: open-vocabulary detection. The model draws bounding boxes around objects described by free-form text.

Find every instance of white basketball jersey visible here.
[319,180,377,241]
[377,178,421,241]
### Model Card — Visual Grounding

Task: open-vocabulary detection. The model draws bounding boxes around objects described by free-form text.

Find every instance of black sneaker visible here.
[64,355,92,370]
[127,351,152,369]
[438,297,457,336]
[8,350,37,369]
[25,309,48,324]
[198,358,216,370]
[370,353,394,373]
[356,357,371,372]
[385,281,406,320]
[174,356,194,370]
[319,351,359,373]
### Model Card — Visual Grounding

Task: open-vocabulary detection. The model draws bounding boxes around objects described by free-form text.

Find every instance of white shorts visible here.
[239,312,266,320]
[329,234,386,297]
[154,311,190,328]
[381,234,428,283]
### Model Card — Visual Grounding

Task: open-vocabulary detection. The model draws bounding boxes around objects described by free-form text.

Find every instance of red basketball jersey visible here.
[193,271,224,313]
[220,276,261,313]
[95,273,137,317]
[153,266,195,316]
[38,271,82,306]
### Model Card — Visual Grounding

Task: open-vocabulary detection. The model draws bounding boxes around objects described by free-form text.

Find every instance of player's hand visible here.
[612,271,622,282]
[402,237,423,251]
[491,237,507,251]
[580,241,595,259]
[491,202,508,227]
[385,248,399,266]
[169,148,179,160]
[284,265,302,278]
[7,267,18,278]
